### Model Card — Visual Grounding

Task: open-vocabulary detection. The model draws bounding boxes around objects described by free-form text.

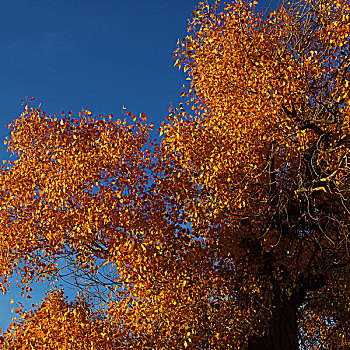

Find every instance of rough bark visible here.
[247,301,300,350]
[247,272,328,350]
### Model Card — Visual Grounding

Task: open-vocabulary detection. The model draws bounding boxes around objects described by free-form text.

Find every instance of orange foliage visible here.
[1,0,350,349]
[0,290,118,349]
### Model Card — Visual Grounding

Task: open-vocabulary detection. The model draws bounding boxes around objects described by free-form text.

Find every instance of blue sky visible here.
[0,0,279,332]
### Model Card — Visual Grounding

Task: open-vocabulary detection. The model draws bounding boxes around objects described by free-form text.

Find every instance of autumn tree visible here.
[1,0,350,349]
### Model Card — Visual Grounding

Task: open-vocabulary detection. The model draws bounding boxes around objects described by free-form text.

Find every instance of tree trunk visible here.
[248,301,299,350]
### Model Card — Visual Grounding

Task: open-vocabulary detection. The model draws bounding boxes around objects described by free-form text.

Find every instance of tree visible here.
[1,0,350,348]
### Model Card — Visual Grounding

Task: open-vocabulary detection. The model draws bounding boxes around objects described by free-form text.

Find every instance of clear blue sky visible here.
[0,0,279,332]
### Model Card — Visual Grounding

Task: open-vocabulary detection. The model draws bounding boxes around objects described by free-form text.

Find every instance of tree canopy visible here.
[1,0,350,349]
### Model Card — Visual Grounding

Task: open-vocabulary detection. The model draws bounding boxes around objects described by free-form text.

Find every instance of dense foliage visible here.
[1,0,350,348]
